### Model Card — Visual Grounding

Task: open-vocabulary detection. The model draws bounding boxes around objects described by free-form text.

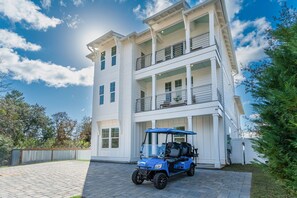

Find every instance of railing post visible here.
[186,64,192,105]
[152,74,156,110]
[211,57,218,101]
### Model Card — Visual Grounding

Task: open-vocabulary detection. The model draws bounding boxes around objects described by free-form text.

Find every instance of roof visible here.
[87,30,124,48]
[143,0,190,24]
[234,96,245,114]
[145,128,197,135]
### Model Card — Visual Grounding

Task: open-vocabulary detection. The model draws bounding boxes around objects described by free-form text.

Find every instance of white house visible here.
[86,0,244,168]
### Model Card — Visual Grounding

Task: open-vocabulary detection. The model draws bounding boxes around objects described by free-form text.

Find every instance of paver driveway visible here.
[0,161,251,198]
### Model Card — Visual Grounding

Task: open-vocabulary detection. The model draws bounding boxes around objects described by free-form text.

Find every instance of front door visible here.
[165,82,172,102]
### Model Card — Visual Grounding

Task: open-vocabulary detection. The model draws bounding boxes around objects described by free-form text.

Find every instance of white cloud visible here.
[65,14,82,29]
[0,48,93,87]
[73,0,84,7]
[133,0,175,20]
[0,29,41,51]
[234,73,245,85]
[249,113,260,120]
[225,0,243,21]
[0,0,62,30]
[232,17,271,66]
[59,0,66,7]
[41,0,51,10]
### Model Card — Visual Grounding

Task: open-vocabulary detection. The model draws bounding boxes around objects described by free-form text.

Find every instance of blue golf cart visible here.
[131,128,198,189]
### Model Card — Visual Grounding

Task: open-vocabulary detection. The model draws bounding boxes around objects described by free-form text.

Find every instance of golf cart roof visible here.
[145,128,196,135]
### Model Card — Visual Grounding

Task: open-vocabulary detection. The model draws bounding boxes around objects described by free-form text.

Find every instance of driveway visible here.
[0,161,251,198]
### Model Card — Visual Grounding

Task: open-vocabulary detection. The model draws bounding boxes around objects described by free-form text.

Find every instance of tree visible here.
[76,116,92,148]
[243,5,297,194]
[52,112,77,146]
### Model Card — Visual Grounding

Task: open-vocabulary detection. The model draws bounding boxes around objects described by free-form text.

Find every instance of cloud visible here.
[59,0,66,7]
[64,14,82,29]
[41,0,51,10]
[249,113,260,120]
[0,48,93,87]
[133,0,175,20]
[0,29,41,51]
[73,0,84,7]
[225,0,243,21]
[0,0,62,30]
[232,17,271,66]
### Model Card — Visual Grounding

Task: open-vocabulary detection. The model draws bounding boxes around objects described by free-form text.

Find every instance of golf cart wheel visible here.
[153,173,168,190]
[132,170,144,185]
[187,164,195,176]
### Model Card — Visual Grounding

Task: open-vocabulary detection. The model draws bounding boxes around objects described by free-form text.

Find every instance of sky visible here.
[0,0,296,128]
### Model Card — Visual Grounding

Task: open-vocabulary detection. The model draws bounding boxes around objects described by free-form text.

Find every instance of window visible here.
[101,128,119,148]
[102,129,109,148]
[174,79,182,102]
[99,85,104,105]
[111,46,116,66]
[101,51,106,70]
[111,128,119,148]
[110,82,115,103]
[174,126,186,143]
[165,82,172,102]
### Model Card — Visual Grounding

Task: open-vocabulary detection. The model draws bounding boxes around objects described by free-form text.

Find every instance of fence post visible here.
[51,150,54,161]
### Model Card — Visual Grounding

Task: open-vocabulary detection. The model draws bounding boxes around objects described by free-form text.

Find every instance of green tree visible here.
[76,116,92,148]
[243,5,297,194]
[0,134,13,166]
[52,112,77,146]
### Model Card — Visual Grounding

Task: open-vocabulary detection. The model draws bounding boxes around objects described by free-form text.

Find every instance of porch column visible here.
[186,64,192,105]
[213,113,220,168]
[209,10,215,46]
[152,74,156,110]
[152,120,157,155]
[183,13,191,53]
[187,116,193,145]
[150,28,156,65]
[211,57,218,101]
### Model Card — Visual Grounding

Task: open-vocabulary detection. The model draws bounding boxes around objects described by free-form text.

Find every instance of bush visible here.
[0,134,13,166]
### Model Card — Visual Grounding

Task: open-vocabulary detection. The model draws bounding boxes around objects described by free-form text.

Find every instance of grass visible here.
[223,164,293,198]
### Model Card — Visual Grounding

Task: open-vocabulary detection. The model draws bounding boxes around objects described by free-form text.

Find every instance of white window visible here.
[101,127,119,148]
[101,51,106,70]
[111,46,116,66]
[99,85,104,105]
[110,82,115,103]
[174,126,186,143]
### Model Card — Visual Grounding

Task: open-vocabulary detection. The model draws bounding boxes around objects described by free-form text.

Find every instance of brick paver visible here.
[0,161,251,198]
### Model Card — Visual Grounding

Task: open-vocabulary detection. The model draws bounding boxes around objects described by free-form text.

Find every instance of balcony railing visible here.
[155,41,186,63]
[156,89,187,110]
[135,84,225,113]
[135,96,152,113]
[136,54,152,71]
[135,32,210,71]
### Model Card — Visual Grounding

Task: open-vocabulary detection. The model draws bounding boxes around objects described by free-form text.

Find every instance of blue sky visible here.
[0,0,296,127]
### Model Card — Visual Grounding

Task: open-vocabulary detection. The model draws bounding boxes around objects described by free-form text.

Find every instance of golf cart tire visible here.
[132,170,144,185]
[187,164,195,176]
[153,172,168,190]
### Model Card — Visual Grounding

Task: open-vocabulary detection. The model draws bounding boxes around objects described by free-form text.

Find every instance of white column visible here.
[183,13,191,53]
[187,116,193,145]
[186,64,192,105]
[152,120,157,155]
[211,57,218,101]
[152,74,156,110]
[213,113,220,168]
[209,10,215,46]
[150,29,156,65]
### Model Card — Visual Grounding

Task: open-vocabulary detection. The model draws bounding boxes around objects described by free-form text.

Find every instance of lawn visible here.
[223,164,292,198]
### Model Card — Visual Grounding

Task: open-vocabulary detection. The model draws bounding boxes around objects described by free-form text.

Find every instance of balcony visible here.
[135,84,222,113]
[135,33,210,71]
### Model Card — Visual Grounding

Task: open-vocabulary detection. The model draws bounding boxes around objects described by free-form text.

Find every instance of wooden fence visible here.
[11,148,91,166]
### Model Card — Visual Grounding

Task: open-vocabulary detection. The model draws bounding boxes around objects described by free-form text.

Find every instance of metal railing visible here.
[156,89,187,110]
[135,96,152,112]
[191,84,212,104]
[136,54,152,71]
[155,41,186,63]
[190,32,209,52]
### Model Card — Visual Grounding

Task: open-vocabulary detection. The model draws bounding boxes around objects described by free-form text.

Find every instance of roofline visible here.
[143,0,190,24]
[87,30,124,47]
[183,0,216,15]
[234,96,245,114]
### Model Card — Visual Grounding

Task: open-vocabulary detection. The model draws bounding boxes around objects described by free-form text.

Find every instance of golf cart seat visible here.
[166,142,181,163]
[180,142,193,157]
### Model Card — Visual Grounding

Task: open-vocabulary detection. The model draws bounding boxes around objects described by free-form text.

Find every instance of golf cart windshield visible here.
[140,128,196,158]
